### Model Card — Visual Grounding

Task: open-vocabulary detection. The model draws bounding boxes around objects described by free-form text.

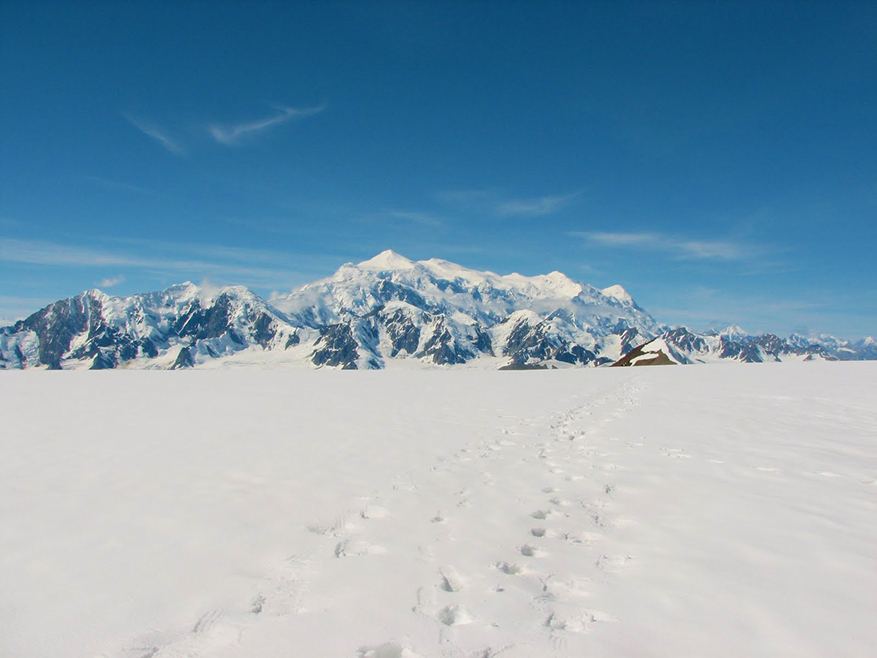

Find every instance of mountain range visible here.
[2,250,874,370]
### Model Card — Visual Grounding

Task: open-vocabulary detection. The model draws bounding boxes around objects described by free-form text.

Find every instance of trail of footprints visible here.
[118,381,645,658]
[400,380,642,651]
[115,377,866,657]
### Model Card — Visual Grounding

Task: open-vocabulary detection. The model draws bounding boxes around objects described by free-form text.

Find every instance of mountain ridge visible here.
[1,251,873,370]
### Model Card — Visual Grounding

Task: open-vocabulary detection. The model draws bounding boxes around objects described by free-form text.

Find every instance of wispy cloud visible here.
[438,188,581,217]
[1,238,140,267]
[124,115,185,155]
[496,192,582,217]
[571,231,762,261]
[209,104,325,146]
[97,275,125,288]
[0,237,316,289]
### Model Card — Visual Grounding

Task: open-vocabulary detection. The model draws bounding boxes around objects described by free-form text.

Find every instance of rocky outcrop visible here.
[171,346,194,370]
[612,342,677,367]
[312,323,360,369]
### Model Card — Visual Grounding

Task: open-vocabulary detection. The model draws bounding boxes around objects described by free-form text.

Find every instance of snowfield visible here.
[2,363,876,658]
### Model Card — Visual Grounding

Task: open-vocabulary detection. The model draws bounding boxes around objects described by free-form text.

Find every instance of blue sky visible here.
[1,1,875,338]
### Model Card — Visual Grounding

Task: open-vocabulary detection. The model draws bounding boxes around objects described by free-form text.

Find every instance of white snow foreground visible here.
[1,363,876,657]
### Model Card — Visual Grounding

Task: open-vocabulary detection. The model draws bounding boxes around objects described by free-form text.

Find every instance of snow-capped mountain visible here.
[268,250,659,369]
[0,283,299,370]
[1,250,873,369]
[611,325,877,366]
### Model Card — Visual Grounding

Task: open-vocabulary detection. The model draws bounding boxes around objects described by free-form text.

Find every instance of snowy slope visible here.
[2,363,875,657]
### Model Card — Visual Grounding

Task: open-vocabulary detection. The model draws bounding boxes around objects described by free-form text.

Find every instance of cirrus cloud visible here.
[570,230,764,261]
[97,275,126,288]
[124,115,186,155]
[209,104,325,146]
[438,188,582,218]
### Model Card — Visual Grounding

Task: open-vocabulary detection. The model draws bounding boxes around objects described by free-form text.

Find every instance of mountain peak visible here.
[601,284,633,304]
[83,288,109,300]
[719,324,749,339]
[358,250,416,271]
[531,271,583,298]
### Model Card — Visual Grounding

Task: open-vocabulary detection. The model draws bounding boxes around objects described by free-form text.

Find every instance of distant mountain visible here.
[1,250,873,369]
[0,283,297,370]
[611,326,876,367]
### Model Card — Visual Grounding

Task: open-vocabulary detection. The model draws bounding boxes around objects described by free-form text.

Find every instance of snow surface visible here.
[2,363,876,657]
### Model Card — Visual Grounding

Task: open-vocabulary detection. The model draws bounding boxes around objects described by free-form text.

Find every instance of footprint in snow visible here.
[520,544,545,558]
[595,554,634,572]
[439,566,466,592]
[543,576,592,599]
[306,512,357,536]
[192,609,222,634]
[334,539,387,558]
[360,505,390,519]
[126,609,239,658]
[544,611,589,634]
[546,607,620,634]
[358,642,424,658]
[555,530,593,544]
[437,604,473,626]
[495,561,525,575]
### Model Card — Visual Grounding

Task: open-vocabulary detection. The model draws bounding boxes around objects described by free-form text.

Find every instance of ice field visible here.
[1,362,875,657]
